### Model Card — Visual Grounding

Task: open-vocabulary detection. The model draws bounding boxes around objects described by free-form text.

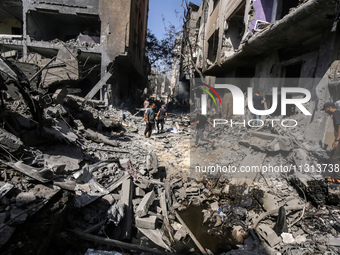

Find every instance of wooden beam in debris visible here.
[85,71,113,100]
[70,230,172,255]
[174,211,208,255]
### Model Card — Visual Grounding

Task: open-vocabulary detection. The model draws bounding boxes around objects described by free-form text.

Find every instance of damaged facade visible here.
[0,0,150,106]
[181,0,340,144]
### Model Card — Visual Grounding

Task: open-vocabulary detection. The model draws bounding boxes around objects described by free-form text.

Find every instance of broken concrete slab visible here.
[1,50,17,58]
[135,215,157,229]
[327,236,340,246]
[2,160,54,183]
[146,151,158,174]
[136,190,156,217]
[43,119,78,144]
[174,226,188,241]
[210,201,219,211]
[121,177,133,240]
[102,194,115,205]
[52,87,68,105]
[257,224,281,247]
[83,129,118,147]
[137,227,171,251]
[135,187,145,197]
[262,193,279,211]
[0,183,14,199]
[40,58,79,88]
[53,179,76,191]
[240,131,294,152]
[44,158,66,174]
[0,127,24,153]
[16,192,36,207]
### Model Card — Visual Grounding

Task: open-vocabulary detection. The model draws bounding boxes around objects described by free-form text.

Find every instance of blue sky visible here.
[148,0,202,40]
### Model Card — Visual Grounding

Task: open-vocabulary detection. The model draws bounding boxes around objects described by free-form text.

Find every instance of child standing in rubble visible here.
[191,109,216,148]
[144,103,157,138]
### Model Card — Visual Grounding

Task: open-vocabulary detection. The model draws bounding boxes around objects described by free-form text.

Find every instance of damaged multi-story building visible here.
[0,0,150,106]
[180,0,340,145]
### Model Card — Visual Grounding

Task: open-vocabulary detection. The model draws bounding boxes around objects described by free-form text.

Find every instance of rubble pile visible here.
[187,113,340,254]
[0,57,340,255]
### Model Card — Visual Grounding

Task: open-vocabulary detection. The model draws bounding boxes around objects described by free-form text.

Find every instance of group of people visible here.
[143,98,168,138]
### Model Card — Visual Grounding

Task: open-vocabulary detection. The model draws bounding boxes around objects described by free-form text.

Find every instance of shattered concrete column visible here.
[121,177,133,240]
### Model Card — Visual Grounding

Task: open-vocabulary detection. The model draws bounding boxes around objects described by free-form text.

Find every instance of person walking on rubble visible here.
[322,102,340,165]
[250,92,266,125]
[156,104,167,133]
[144,103,157,138]
[191,109,215,148]
[143,98,150,108]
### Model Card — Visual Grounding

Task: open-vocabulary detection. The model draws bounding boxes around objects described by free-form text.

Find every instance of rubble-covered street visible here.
[1,66,340,254]
[1,0,340,254]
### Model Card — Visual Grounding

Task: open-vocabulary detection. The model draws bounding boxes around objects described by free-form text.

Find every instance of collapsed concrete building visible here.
[0,0,150,106]
[181,0,340,145]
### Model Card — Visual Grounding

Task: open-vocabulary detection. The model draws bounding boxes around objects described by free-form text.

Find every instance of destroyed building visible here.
[1,0,340,255]
[180,0,340,145]
[148,67,172,103]
[0,0,150,106]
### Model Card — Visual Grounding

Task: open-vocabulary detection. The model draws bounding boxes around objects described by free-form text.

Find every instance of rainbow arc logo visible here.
[198,83,223,107]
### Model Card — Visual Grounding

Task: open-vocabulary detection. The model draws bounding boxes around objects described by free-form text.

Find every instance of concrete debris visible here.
[240,131,294,152]
[257,224,282,247]
[107,200,125,226]
[146,151,158,174]
[0,127,24,153]
[83,129,118,147]
[84,249,122,255]
[3,160,54,183]
[0,59,338,255]
[0,183,14,199]
[136,190,156,217]
[281,232,295,244]
[135,215,157,229]
[174,225,188,241]
[15,191,36,207]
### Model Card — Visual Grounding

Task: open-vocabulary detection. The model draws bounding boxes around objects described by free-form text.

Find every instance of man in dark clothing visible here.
[167,99,173,113]
[144,103,156,138]
[323,102,340,165]
[156,105,167,133]
[250,92,266,125]
[191,109,215,148]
